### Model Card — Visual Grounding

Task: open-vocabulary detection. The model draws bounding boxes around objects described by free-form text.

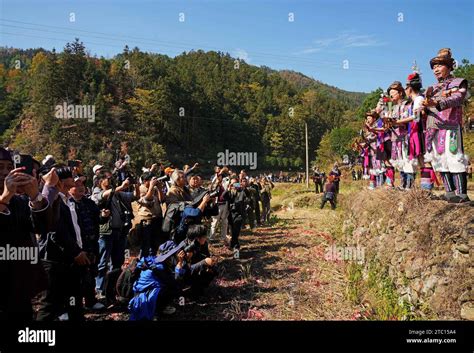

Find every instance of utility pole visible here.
[305,121,309,189]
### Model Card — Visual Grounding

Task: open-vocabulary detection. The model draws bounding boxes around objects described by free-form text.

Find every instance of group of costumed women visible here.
[354,48,470,203]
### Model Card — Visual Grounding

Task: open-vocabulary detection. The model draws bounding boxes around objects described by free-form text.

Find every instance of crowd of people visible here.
[353,48,471,203]
[0,147,275,321]
[2,46,471,323]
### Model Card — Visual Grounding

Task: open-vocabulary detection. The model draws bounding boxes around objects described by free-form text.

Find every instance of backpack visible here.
[162,201,186,235]
[116,257,140,304]
[103,257,140,305]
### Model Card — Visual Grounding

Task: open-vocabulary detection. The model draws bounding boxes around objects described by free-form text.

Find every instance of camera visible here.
[183,238,199,254]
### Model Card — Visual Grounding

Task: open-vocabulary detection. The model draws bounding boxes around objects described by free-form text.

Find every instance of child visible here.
[420,162,440,191]
[320,175,337,210]
[385,162,395,188]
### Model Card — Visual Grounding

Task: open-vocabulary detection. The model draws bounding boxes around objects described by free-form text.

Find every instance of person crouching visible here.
[128,240,187,321]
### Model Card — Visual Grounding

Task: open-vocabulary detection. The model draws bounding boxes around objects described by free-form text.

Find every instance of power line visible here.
[0,18,412,72]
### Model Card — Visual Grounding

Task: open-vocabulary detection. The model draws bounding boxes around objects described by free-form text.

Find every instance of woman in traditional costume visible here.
[423,48,469,202]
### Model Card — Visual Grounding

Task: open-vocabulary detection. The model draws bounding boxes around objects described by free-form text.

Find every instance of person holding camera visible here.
[165,169,193,205]
[136,172,166,258]
[227,177,246,252]
[248,178,262,227]
[183,224,216,297]
[0,148,49,321]
[240,178,256,231]
[69,175,105,310]
[209,172,230,242]
[91,170,140,298]
[188,174,205,199]
[128,239,188,321]
[259,177,274,224]
[36,166,92,321]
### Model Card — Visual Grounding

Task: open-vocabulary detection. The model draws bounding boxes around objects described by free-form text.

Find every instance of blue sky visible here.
[0,0,472,92]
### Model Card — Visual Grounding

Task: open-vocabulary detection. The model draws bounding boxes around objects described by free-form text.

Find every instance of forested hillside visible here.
[0,39,366,172]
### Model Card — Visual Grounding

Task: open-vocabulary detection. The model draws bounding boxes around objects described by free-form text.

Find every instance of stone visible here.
[455,243,469,254]
[460,302,474,320]
[388,220,396,230]
[423,276,439,294]
[395,241,410,252]
[459,290,474,303]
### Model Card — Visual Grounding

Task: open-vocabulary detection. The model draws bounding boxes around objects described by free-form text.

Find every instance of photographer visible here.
[69,175,104,310]
[0,148,49,321]
[183,224,216,297]
[37,166,90,321]
[240,178,256,231]
[249,178,262,227]
[91,170,139,298]
[128,240,188,321]
[227,177,245,252]
[165,169,193,205]
[188,174,205,199]
[136,172,166,257]
[259,177,274,224]
[210,172,230,241]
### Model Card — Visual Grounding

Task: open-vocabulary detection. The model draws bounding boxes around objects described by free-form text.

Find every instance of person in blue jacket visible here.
[128,240,188,321]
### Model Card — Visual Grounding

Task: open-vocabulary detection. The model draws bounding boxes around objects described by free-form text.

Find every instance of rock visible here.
[455,243,469,254]
[423,276,439,294]
[460,302,474,320]
[406,258,424,279]
[395,235,407,243]
[388,220,396,230]
[411,278,424,294]
[395,241,410,252]
[459,290,474,303]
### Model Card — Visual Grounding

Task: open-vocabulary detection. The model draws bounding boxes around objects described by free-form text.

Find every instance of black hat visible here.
[0,147,13,164]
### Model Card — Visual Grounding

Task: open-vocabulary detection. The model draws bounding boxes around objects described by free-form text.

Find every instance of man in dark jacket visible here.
[227,177,245,253]
[249,178,261,226]
[37,166,92,321]
[0,148,49,321]
[184,224,216,296]
[329,163,342,194]
[240,178,256,231]
[69,175,104,310]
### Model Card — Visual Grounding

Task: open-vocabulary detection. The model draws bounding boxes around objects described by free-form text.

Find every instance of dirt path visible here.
[166,203,358,321]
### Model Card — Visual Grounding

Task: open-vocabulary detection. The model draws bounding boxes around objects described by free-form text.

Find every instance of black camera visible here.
[183,239,199,254]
